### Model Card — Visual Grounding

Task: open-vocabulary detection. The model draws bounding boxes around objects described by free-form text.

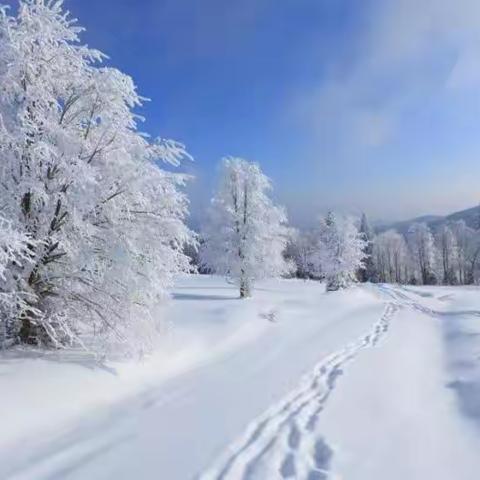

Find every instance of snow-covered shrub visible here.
[0,1,193,354]
[200,157,291,298]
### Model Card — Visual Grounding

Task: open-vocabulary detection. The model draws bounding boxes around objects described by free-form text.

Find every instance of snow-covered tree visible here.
[312,212,367,291]
[358,213,376,282]
[200,157,291,298]
[0,1,193,354]
[464,235,480,285]
[285,229,317,279]
[436,224,458,285]
[451,220,480,285]
[407,223,437,285]
[373,230,411,284]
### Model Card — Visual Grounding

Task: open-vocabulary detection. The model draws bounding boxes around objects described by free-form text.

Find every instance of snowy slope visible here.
[1,276,480,480]
[315,285,480,480]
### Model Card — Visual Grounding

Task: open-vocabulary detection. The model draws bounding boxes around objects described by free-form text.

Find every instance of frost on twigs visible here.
[0,1,194,356]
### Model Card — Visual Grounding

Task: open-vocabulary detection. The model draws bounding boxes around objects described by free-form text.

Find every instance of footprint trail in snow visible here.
[197,302,400,480]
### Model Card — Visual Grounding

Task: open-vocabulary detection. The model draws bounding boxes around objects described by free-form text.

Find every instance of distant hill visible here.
[377,205,480,234]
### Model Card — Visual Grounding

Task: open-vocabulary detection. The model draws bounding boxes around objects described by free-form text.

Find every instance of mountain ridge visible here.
[376,205,480,234]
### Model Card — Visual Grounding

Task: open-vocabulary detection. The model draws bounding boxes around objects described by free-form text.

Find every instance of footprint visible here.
[307,470,329,480]
[305,405,323,432]
[326,366,343,389]
[287,422,301,450]
[313,438,333,470]
[280,452,296,478]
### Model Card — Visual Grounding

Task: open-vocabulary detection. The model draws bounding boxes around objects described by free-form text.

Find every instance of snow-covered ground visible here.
[1,275,480,479]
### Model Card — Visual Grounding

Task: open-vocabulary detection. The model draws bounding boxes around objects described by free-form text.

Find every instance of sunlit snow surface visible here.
[1,275,479,479]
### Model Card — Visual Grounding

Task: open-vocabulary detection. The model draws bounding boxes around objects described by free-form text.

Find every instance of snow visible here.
[1,275,480,479]
[317,285,480,479]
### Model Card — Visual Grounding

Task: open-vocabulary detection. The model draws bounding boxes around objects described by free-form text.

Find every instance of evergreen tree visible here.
[358,213,375,282]
[312,213,367,291]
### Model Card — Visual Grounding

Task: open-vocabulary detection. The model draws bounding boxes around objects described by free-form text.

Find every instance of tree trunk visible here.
[18,315,39,345]
[240,277,250,298]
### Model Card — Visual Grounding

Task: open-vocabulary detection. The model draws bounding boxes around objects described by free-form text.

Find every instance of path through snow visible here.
[198,303,399,480]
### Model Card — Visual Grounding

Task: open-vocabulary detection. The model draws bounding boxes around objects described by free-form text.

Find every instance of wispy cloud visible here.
[279,0,480,220]
[292,0,480,150]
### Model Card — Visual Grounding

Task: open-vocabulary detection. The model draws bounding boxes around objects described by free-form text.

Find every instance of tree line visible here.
[286,215,480,287]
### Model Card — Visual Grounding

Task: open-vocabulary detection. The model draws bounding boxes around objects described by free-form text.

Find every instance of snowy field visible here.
[1,275,480,480]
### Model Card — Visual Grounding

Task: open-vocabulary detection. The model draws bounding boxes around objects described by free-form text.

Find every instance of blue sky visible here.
[6,0,480,224]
